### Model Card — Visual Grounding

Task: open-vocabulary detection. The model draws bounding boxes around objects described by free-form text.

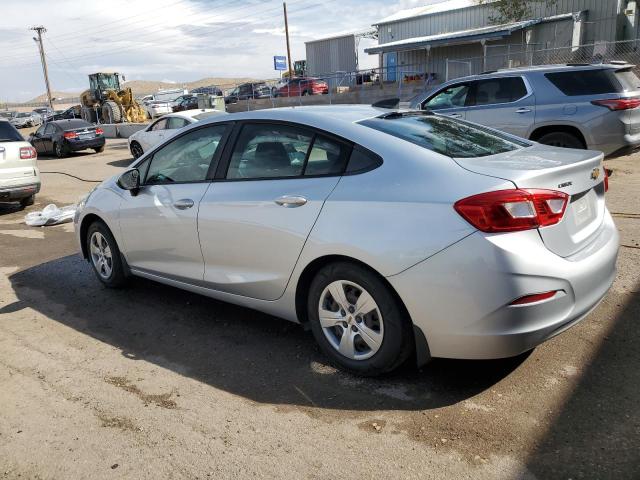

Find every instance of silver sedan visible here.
[74,105,618,375]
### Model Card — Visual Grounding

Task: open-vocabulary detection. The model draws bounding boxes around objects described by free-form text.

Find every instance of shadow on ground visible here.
[525,286,640,478]
[3,254,528,411]
[107,158,134,168]
[0,203,24,216]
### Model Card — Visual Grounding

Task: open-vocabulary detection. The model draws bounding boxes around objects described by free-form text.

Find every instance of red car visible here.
[276,77,329,97]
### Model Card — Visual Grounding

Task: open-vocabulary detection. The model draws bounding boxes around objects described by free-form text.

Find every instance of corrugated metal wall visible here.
[306,34,358,81]
[377,0,623,45]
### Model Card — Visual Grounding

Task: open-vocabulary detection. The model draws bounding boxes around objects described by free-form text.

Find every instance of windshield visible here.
[16,113,29,118]
[359,113,529,158]
[0,121,23,141]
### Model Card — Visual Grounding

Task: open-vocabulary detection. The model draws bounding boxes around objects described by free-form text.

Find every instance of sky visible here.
[0,0,445,102]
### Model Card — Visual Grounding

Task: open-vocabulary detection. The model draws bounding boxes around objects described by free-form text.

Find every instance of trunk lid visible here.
[454,144,606,257]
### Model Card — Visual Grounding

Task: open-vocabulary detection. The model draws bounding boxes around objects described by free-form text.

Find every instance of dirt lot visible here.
[0,135,638,480]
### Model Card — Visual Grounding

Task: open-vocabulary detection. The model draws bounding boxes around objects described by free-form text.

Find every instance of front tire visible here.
[307,262,413,376]
[101,100,122,123]
[86,221,127,288]
[130,141,143,159]
[94,145,105,153]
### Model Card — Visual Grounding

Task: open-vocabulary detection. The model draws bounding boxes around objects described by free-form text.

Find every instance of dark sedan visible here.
[45,105,81,122]
[29,119,105,158]
[172,96,199,112]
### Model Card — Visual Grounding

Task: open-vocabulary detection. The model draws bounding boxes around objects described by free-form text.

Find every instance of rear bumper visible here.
[388,211,619,359]
[66,137,105,151]
[0,181,40,201]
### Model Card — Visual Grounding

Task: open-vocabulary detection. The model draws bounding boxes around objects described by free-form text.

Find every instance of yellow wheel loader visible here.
[80,72,146,124]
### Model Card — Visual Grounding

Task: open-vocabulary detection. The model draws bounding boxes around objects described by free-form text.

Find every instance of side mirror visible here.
[117,168,140,195]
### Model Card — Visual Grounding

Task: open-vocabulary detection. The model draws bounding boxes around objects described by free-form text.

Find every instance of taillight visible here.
[63,131,78,139]
[95,128,104,135]
[454,189,569,233]
[603,168,609,192]
[19,146,37,159]
[591,98,640,110]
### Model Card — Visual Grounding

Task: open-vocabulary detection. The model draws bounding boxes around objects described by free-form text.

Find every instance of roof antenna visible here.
[372,97,400,109]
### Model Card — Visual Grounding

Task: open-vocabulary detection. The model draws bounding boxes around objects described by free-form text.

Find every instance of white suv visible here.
[0,119,40,208]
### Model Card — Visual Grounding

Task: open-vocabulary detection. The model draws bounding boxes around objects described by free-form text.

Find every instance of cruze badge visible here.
[591,168,600,180]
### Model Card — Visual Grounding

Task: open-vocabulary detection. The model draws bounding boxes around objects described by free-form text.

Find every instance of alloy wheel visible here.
[89,232,113,279]
[318,280,384,360]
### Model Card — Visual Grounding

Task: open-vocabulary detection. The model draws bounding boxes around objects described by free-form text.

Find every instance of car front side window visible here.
[145,125,227,184]
[226,124,313,180]
[424,84,470,110]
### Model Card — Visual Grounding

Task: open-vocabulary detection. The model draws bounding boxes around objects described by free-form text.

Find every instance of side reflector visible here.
[510,291,558,306]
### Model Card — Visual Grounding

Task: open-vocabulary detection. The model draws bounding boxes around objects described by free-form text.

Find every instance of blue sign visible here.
[274,56,287,71]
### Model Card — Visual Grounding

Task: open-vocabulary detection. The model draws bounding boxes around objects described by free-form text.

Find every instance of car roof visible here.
[165,109,226,121]
[201,104,387,127]
[448,62,633,82]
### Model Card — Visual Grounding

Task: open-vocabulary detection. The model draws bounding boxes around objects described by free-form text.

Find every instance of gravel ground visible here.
[0,135,638,479]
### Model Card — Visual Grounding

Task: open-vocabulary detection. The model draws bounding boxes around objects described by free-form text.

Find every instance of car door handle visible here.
[448,113,462,118]
[516,108,532,113]
[173,198,194,210]
[275,195,307,208]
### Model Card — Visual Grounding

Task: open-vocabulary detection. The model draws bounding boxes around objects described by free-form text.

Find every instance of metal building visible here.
[305,30,378,86]
[365,0,639,83]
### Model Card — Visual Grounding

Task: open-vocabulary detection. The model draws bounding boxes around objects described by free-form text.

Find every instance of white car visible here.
[128,109,227,158]
[0,119,40,208]
[144,101,173,119]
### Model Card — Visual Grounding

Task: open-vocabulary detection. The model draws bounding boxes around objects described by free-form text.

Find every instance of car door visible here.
[464,76,534,137]
[41,123,57,153]
[421,82,471,120]
[198,122,350,301]
[31,125,46,153]
[139,118,168,151]
[118,124,230,281]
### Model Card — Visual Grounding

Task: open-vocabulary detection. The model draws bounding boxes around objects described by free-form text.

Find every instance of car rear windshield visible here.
[359,113,528,158]
[0,121,23,141]
[613,68,640,91]
[545,69,624,96]
[60,119,91,129]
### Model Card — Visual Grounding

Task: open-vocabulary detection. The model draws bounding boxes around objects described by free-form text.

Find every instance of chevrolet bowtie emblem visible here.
[591,168,600,180]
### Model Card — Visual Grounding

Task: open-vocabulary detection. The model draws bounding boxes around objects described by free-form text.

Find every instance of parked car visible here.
[170,94,195,108]
[0,111,17,120]
[32,107,55,118]
[410,63,640,156]
[225,83,271,104]
[128,109,227,158]
[191,86,223,96]
[75,105,617,376]
[29,119,105,158]
[275,77,329,97]
[0,119,39,207]
[45,105,81,122]
[145,100,173,119]
[10,112,41,128]
[172,96,199,112]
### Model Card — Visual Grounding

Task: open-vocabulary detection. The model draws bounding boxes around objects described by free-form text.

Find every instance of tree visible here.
[477,0,557,24]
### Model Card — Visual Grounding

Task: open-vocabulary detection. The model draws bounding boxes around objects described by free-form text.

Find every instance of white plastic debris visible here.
[25,204,76,227]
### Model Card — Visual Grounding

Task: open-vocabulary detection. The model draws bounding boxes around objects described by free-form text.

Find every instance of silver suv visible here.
[410,63,640,156]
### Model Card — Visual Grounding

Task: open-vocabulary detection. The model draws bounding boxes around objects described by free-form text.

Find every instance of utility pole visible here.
[283,2,293,76]
[30,26,54,110]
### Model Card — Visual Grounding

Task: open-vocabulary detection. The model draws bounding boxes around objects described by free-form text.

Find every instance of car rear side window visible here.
[468,77,528,105]
[0,121,22,141]
[359,114,528,158]
[345,146,383,174]
[303,135,349,176]
[613,68,640,91]
[545,70,620,96]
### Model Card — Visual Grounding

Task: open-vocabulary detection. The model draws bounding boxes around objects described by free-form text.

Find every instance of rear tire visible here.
[307,262,413,376]
[536,131,585,149]
[54,142,67,158]
[20,194,35,208]
[94,146,105,153]
[101,100,122,123]
[86,221,127,288]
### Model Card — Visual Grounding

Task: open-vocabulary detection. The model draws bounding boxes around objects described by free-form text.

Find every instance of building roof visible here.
[305,29,377,45]
[365,13,577,54]
[374,0,488,25]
